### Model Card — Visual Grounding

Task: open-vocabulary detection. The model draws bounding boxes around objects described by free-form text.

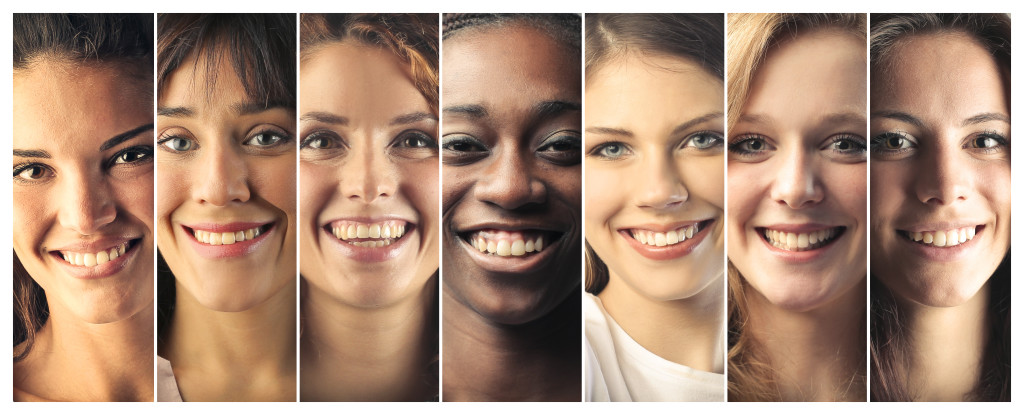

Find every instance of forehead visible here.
[872,32,1007,118]
[301,42,427,114]
[743,29,865,124]
[14,61,151,148]
[159,48,247,107]
[442,24,580,105]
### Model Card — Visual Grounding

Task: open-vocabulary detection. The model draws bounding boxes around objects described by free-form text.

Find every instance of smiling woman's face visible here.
[441,24,582,325]
[870,32,1010,308]
[157,51,296,312]
[727,29,867,312]
[13,61,154,323]
[585,55,725,301]
[299,42,439,308]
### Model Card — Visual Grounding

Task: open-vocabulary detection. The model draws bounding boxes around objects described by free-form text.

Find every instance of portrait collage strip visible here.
[9,12,1011,404]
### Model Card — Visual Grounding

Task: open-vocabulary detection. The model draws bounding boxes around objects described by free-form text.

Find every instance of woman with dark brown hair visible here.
[869,13,1010,402]
[155,13,297,402]
[13,13,155,402]
[298,13,439,401]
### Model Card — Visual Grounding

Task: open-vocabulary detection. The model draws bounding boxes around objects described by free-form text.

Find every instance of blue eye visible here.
[683,131,724,151]
[160,137,195,152]
[589,142,631,159]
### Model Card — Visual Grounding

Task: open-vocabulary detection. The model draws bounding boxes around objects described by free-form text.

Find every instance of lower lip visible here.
[52,241,140,280]
[758,229,843,264]
[898,227,983,262]
[185,225,274,259]
[322,226,414,263]
[458,234,561,275]
[619,222,713,261]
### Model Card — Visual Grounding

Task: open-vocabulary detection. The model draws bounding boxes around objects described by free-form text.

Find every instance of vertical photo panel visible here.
[583,13,727,402]
[726,13,868,402]
[440,13,583,402]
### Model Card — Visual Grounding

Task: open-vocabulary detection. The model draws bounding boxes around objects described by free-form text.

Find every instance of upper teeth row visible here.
[471,234,545,257]
[194,227,261,246]
[61,242,129,267]
[631,224,699,247]
[765,228,838,251]
[909,227,975,247]
[331,223,406,241]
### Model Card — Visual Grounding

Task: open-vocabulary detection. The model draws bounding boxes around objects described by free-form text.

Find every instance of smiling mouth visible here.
[189,224,272,246]
[759,226,845,252]
[461,229,560,257]
[626,220,712,247]
[326,220,410,248]
[899,226,978,247]
[55,239,138,267]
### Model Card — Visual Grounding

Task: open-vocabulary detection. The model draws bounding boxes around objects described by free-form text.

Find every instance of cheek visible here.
[584,165,622,224]
[545,166,582,211]
[825,163,867,222]
[299,163,335,223]
[401,160,440,226]
[441,167,469,214]
[157,161,189,222]
[250,157,297,217]
[12,186,51,255]
[118,171,155,232]
[726,162,762,226]
[682,156,724,209]
[869,162,907,224]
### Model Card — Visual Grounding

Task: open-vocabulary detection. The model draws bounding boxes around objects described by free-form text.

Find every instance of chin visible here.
[886,271,990,309]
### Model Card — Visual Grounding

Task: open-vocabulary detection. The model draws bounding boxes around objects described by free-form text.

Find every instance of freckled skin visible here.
[870,33,1010,307]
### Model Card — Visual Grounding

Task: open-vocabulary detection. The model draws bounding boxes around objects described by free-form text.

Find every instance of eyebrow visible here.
[442,104,488,119]
[391,111,438,126]
[99,123,154,151]
[157,106,194,117]
[13,149,50,158]
[736,113,774,127]
[301,111,348,125]
[819,112,866,127]
[871,110,923,128]
[963,112,1009,127]
[586,111,724,138]
[158,101,292,118]
[534,100,581,120]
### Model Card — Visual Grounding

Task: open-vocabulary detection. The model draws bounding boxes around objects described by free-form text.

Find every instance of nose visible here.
[58,168,117,235]
[192,142,250,206]
[635,153,688,209]
[341,143,396,203]
[769,146,824,209]
[915,143,969,205]
[473,145,547,210]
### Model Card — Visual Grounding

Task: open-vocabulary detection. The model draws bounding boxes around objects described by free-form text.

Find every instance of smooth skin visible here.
[157,50,296,402]
[13,61,154,402]
[299,42,439,401]
[870,33,1010,401]
[728,28,867,401]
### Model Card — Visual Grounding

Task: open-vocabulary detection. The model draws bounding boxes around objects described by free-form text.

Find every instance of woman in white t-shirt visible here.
[583,13,726,402]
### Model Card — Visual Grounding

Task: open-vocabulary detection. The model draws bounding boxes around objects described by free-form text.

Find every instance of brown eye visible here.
[13,163,53,182]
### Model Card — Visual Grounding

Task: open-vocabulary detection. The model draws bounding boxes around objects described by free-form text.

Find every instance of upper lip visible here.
[756,223,841,233]
[181,221,272,233]
[618,218,712,232]
[456,221,567,233]
[895,221,985,233]
[48,236,141,253]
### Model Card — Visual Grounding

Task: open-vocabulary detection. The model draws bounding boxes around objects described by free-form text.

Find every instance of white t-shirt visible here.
[157,355,184,402]
[585,294,725,402]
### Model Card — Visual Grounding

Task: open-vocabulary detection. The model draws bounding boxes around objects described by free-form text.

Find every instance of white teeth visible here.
[629,223,701,247]
[907,226,977,247]
[59,242,130,268]
[764,228,840,251]
[329,220,408,248]
[470,231,547,257]
[193,226,264,246]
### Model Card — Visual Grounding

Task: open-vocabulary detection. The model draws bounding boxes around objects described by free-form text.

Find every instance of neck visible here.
[597,273,724,373]
[442,286,581,401]
[747,278,866,401]
[15,301,154,402]
[164,279,296,401]
[900,283,989,401]
[300,277,437,401]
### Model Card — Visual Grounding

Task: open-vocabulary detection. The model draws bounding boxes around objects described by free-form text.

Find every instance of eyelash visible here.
[728,133,773,155]
[13,145,154,184]
[394,130,439,150]
[965,130,1009,154]
[824,133,867,153]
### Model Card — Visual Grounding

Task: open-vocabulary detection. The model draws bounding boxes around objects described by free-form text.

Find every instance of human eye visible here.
[441,134,489,165]
[244,126,293,148]
[681,130,724,153]
[395,130,439,149]
[537,130,582,166]
[108,145,154,168]
[157,135,196,153]
[300,130,344,150]
[13,162,55,184]
[963,130,1009,155]
[728,133,775,162]
[821,133,866,163]
[587,141,632,160]
[870,131,917,161]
